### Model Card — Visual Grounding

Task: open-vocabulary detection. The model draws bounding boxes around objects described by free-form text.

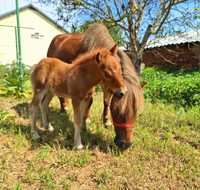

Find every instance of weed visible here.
[95,168,112,186]
[36,144,52,161]
[0,63,31,98]
[13,182,22,190]
[57,149,92,167]
[39,167,55,189]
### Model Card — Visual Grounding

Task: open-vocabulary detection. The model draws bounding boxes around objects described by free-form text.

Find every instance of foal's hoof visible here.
[74,143,84,150]
[31,131,41,140]
[48,123,54,132]
[104,120,112,128]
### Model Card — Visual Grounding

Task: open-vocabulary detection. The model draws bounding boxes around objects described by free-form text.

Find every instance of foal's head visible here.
[96,45,127,98]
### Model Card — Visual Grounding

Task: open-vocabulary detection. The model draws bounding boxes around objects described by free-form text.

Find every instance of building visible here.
[0,3,66,66]
[143,30,200,70]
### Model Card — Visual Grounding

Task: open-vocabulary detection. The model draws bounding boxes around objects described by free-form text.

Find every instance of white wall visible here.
[0,8,64,66]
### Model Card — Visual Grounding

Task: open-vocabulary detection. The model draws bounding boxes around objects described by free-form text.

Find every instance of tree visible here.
[40,0,195,74]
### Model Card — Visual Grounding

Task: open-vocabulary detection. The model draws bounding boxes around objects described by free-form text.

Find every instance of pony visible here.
[30,46,127,149]
[47,23,144,149]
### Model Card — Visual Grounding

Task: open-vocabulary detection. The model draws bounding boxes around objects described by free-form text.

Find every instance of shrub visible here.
[141,67,200,107]
[0,63,31,98]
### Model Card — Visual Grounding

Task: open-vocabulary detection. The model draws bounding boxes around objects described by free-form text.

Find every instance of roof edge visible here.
[0,3,67,32]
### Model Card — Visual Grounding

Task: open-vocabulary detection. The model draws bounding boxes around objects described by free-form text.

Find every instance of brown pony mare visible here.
[30,46,127,149]
[47,24,144,149]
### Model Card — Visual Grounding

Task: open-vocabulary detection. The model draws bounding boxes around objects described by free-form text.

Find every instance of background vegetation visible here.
[0,63,31,98]
[142,67,200,107]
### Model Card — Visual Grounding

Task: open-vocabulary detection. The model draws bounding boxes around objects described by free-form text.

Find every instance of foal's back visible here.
[31,57,69,90]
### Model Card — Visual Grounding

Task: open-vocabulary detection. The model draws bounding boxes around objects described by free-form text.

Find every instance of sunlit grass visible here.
[0,94,200,189]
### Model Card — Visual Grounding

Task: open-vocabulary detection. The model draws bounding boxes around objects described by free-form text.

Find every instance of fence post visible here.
[15,27,19,64]
[15,0,23,91]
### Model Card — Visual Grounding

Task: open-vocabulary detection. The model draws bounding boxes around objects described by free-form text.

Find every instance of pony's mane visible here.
[111,50,144,123]
[79,23,115,53]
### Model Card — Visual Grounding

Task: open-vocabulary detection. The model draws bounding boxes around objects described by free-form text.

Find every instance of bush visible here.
[141,67,200,107]
[0,63,31,98]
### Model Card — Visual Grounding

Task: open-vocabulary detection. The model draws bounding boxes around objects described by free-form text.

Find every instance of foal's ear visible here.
[110,44,118,55]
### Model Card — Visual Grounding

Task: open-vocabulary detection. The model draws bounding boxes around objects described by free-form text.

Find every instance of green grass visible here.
[0,94,200,189]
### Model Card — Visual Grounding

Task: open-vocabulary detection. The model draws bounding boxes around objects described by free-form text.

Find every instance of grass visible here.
[0,94,200,190]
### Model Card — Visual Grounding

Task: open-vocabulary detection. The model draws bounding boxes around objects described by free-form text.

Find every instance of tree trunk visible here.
[134,57,142,75]
[129,48,142,75]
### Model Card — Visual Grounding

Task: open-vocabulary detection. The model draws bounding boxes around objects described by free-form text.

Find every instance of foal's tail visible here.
[30,64,38,92]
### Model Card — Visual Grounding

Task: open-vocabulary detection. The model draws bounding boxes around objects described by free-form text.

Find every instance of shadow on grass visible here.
[4,102,115,153]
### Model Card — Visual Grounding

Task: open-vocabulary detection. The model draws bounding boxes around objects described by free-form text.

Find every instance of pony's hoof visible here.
[31,131,40,140]
[48,123,54,132]
[74,144,84,150]
[104,120,112,128]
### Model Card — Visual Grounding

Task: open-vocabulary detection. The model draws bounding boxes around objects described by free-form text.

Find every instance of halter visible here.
[112,117,133,129]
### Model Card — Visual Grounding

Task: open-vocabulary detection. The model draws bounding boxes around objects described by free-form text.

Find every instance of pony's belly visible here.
[50,86,70,98]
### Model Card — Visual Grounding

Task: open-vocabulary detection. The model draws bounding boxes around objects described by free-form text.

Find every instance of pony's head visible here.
[96,45,127,98]
[110,50,144,150]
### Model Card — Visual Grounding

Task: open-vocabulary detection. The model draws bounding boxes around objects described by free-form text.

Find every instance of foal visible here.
[30,45,127,149]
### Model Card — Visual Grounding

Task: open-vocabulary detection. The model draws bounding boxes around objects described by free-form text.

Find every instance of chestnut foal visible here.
[30,45,127,149]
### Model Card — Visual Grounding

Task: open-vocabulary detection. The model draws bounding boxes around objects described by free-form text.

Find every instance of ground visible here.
[0,94,200,190]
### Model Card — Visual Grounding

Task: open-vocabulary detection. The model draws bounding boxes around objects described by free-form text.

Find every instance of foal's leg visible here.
[72,99,83,149]
[39,92,54,132]
[30,92,41,140]
[102,87,113,128]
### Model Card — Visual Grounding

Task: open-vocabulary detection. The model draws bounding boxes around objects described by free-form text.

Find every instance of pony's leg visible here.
[81,96,93,130]
[72,99,83,149]
[39,92,54,132]
[30,92,41,140]
[59,97,69,113]
[102,87,113,128]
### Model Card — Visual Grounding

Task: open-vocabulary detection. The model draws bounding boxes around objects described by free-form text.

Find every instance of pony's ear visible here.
[110,44,118,55]
[96,52,101,63]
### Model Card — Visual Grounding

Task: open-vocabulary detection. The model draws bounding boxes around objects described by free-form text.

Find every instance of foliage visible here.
[0,63,31,98]
[142,67,200,107]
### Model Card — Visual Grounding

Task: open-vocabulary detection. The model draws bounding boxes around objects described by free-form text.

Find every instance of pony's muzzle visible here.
[114,137,132,150]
